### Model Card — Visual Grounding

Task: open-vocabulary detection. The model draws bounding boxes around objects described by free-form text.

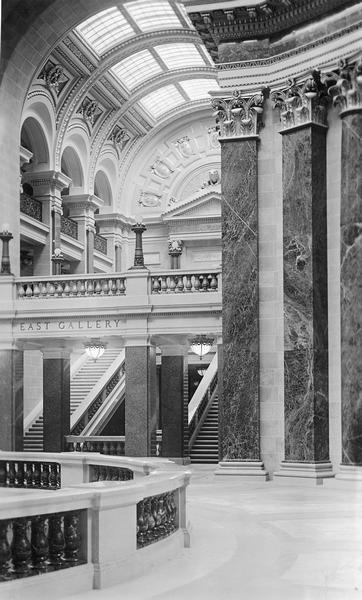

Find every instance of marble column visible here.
[125,340,157,456]
[272,72,333,482]
[160,346,189,463]
[22,171,71,276]
[331,61,362,473]
[0,347,23,450]
[43,349,70,452]
[211,90,267,478]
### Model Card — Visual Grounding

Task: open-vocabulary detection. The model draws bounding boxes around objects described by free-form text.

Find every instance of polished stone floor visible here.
[66,465,362,600]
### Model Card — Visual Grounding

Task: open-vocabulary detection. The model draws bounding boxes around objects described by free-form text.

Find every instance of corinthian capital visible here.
[325,57,362,113]
[272,71,329,129]
[211,90,265,138]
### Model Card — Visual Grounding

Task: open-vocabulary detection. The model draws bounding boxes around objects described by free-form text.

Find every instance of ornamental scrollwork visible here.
[271,70,329,128]
[325,58,362,113]
[78,97,101,126]
[138,191,162,208]
[211,90,265,137]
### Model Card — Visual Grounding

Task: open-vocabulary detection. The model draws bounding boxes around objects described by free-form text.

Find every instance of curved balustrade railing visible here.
[0,460,61,490]
[0,451,190,595]
[16,274,126,299]
[150,270,220,293]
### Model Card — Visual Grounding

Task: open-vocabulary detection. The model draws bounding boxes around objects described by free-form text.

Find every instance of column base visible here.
[274,461,334,485]
[214,461,268,480]
[168,457,191,466]
[323,465,362,489]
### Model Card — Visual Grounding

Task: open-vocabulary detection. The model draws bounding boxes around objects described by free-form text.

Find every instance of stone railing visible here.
[188,354,218,448]
[16,274,126,299]
[0,459,61,490]
[0,509,86,581]
[61,215,78,240]
[66,436,125,456]
[150,270,220,293]
[94,233,108,255]
[20,193,42,222]
[0,451,190,597]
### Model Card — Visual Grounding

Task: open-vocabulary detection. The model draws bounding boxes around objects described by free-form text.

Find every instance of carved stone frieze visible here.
[325,57,362,113]
[272,71,330,129]
[77,97,102,126]
[211,91,265,138]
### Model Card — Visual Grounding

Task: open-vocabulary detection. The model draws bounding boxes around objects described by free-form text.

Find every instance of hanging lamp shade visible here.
[190,335,214,360]
[84,340,106,361]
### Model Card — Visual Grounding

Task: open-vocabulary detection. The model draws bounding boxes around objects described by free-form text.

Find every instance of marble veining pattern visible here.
[220,139,260,461]
[340,112,362,465]
[282,126,329,462]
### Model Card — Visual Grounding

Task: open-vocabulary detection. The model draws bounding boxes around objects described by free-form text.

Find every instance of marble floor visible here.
[63,465,362,600]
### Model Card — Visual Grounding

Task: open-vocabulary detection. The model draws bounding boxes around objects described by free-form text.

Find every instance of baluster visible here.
[176,275,184,293]
[31,516,49,571]
[0,462,6,486]
[25,283,33,298]
[110,279,117,295]
[193,275,201,291]
[160,276,167,293]
[48,515,64,566]
[80,280,87,295]
[118,278,126,295]
[209,273,218,291]
[201,274,209,291]
[71,281,78,296]
[63,280,71,296]
[33,282,40,298]
[95,280,102,295]
[39,282,47,297]
[169,275,176,293]
[116,442,122,456]
[55,281,63,296]
[137,500,148,547]
[40,463,49,488]
[102,442,109,455]
[185,274,192,292]
[17,283,25,299]
[86,279,94,295]
[101,279,109,295]
[7,462,15,487]
[64,512,81,565]
[151,277,160,293]
[49,464,57,489]
[14,462,24,487]
[47,280,55,297]
[12,518,31,574]
[32,463,40,488]
[0,520,11,579]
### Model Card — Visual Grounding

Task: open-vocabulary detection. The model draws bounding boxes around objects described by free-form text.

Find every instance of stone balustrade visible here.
[151,270,220,293]
[0,460,61,490]
[66,436,125,456]
[0,451,190,598]
[16,274,126,299]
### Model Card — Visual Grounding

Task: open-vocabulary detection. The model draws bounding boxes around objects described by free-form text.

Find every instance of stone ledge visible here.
[214,461,268,480]
[274,461,334,485]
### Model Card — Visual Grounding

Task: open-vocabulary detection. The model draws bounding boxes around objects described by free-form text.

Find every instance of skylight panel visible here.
[154,43,207,69]
[124,1,182,32]
[179,78,220,101]
[111,50,163,90]
[177,2,196,29]
[76,7,135,55]
[139,85,185,119]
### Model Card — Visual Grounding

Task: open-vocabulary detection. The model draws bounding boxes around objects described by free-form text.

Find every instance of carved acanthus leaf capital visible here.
[211,90,265,138]
[272,71,330,129]
[325,57,362,114]
[168,239,183,256]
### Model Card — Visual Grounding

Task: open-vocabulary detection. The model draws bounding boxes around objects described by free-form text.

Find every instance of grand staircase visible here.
[190,395,219,464]
[23,349,121,452]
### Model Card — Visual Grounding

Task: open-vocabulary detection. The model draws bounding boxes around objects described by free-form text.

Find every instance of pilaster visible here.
[63,194,103,274]
[211,90,267,479]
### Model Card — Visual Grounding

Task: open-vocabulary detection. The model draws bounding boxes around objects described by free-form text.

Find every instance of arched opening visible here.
[61,146,84,192]
[94,170,113,207]
[20,117,50,168]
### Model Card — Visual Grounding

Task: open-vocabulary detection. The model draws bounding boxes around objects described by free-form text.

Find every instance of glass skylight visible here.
[154,43,207,69]
[180,78,220,101]
[111,50,163,90]
[76,7,135,55]
[139,85,185,119]
[124,1,182,32]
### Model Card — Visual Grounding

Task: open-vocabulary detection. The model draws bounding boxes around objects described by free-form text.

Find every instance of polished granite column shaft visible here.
[43,351,70,452]
[340,109,362,466]
[160,348,189,462]
[0,349,23,450]
[281,124,330,467]
[125,345,157,456]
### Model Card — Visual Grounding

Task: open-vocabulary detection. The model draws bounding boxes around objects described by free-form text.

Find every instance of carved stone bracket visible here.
[272,70,330,129]
[325,57,362,114]
[168,239,183,257]
[211,90,265,138]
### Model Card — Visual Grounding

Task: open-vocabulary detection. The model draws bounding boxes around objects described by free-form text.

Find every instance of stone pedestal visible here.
[43,349,70,452]
[160,346,189,463]
[340,110,362,466]
[0,348,23,450]
[125,342,157,456]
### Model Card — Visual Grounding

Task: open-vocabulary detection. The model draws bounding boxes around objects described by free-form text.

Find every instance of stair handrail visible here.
[24,402,43,433]
[70,350,125,434]
[188,354,218,449]
[80,376,125,436]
